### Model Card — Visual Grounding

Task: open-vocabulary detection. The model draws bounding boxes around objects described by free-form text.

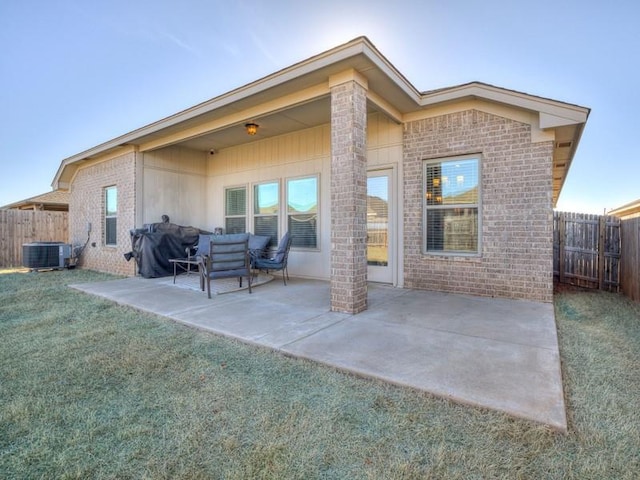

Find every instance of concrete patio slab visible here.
[71,275,567,431]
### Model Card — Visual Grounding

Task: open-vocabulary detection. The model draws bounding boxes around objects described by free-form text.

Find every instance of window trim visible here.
[252,180,280,248]
[224,185,247,234]
[286,174,320,250]
[222,174,321,251]
[104,185,117,246]
[422,154,481,256]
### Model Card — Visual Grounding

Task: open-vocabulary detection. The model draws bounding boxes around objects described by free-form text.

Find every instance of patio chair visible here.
[198,233,252,299]
[185,233,212,262]
[248,233,271,266]
[253,231,292,285]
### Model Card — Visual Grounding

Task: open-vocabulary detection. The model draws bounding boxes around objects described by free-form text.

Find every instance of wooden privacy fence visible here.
[0,210,69,268]
[620,217,640,302]
[553,211,621,291]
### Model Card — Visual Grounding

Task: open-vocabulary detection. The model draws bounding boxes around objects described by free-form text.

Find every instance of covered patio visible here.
[71,276,567,431]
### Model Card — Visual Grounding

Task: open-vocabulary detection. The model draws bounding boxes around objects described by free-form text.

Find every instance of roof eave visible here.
[51,41,590,204]
[420,81,590,123]
[52,36,421,189]
[553,121,587,208]
[608,199,640,217]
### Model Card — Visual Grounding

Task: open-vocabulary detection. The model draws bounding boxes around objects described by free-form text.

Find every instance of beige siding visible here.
[207,114,402,280]
[368,113,403,150]
[66,115,401,278]
[368,113,403,168]
[207,125,331,279]
[142,146,208,227]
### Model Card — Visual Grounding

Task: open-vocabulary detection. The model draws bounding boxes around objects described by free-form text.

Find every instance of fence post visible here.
[598,216,606,290]
[558,212,565,284]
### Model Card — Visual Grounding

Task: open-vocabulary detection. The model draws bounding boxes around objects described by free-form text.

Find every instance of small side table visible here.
[169,257,200,284]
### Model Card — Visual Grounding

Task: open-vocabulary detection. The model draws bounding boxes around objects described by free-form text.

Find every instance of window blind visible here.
[424,157,479,254]
[287,177,318,248]
[253,183,278,246]
[225,187,246,216]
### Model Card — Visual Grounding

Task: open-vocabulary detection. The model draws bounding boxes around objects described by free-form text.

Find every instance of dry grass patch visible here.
[1,270,638,478]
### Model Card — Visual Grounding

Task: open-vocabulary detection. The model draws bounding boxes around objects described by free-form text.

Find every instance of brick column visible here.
[330,74,368,313]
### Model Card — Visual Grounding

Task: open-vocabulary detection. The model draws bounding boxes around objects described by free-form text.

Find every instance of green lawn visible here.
[1,269,639,479]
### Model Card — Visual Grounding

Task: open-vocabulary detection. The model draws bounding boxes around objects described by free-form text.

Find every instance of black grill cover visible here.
[126,222,211,278]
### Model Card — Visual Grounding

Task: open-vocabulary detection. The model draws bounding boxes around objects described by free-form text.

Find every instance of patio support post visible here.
[329,71,368,314]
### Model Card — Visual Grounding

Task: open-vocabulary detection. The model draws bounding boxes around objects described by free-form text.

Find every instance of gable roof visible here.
[1,190,69,211]
[52,36,589,206]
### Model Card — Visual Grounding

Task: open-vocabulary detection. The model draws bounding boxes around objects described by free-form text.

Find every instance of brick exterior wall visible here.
[403,110,555,302]
[330,80,368,313]
[69,152,137,276]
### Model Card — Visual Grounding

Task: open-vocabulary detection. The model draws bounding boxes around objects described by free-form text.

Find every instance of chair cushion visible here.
[271,231,290,263]
[249,234,271,251]
[196,234,212,256]
[208,234,249,267]
[254,258,281,269]
[209,233,249,255]
[211,233,249,245]
[208,267,249,279]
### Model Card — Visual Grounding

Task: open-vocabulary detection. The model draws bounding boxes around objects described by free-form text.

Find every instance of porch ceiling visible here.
[121,43,416,154]
[177,96,332,152]
[172,97,387,152]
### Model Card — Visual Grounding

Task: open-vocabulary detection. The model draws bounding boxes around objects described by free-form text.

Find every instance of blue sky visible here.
[1,0,638,214]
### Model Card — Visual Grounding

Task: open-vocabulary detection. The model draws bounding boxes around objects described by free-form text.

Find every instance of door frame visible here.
[367,166,397,284]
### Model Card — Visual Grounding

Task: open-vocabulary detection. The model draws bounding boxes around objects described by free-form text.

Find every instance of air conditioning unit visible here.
[22,242,73,270]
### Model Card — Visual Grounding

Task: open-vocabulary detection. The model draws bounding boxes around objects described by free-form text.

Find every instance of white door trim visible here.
[367,167,395,284]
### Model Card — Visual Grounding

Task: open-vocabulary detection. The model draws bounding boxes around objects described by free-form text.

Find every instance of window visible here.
[253,182,279,247]
[105,186,117,246]
[287,176,318,248]
[225,186,246,234]
[424,156,479,254]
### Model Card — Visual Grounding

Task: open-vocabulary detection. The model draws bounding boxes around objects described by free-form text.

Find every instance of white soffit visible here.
[539,112,585,129]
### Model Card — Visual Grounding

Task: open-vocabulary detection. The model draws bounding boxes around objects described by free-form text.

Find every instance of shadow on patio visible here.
[71,274,567,431]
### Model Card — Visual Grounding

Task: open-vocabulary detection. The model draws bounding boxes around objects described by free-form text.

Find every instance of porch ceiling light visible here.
[245,122,259,135]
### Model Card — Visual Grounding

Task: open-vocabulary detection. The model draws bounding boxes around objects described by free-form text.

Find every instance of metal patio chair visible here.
[253,231,292,285]
[198,233,252,298]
